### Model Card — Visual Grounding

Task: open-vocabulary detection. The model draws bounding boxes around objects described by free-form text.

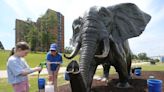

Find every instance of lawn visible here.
[139,62,164,71]
[95,62,164,77]
[1,62,164,92]
[1,50,164,92]
[0,50,80,70]
[0,74,69,92]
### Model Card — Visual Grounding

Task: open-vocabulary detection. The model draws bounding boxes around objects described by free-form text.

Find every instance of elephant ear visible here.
[107,3,151,43]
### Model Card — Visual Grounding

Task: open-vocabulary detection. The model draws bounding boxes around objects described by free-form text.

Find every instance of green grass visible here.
[1,62,164,91]
[0,73,69,92]
[0,50,80,70]
[95,62,164,76]
[1,50,164,91]
[139,62,164,71]
[95,66,116,76]
[0,50,10,70]
[0,78,12,92]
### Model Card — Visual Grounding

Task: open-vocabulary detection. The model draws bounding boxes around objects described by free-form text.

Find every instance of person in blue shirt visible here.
[46,43,62,92]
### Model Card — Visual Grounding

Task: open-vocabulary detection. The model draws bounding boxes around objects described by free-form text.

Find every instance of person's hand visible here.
[47,62,51,65]
[34,66,42,71]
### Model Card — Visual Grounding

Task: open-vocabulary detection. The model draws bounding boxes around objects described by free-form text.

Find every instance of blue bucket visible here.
[64,72,70,81]
[134,68,141,76]
[38,78,46,89]
[147,79,163,92]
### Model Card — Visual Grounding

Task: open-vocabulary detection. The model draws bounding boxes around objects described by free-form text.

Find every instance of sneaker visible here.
[96,77,103,81]
[101,77,107,82]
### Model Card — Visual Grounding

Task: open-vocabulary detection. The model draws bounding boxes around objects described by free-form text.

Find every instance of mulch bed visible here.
[58,71,164,92]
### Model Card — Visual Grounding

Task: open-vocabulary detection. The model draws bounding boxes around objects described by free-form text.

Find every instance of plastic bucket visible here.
[64,72,70,81]
[147,79,163,92]
[45,84,54,92]
[38,78,46,89]
[134,68,141,76]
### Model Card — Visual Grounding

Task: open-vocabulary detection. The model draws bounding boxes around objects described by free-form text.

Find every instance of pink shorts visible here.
[12,80,29,92]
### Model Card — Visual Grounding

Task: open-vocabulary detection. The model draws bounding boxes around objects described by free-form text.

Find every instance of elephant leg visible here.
[123,40,132,78]
[114,60,130,88]
[114,58,128,81]
[112,43,130,87]
[127,54,132,78]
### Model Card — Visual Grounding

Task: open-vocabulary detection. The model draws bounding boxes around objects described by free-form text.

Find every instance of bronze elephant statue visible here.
[64,3,151,92]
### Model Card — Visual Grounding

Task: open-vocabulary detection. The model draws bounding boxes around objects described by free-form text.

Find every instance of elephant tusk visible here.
[95,38,110,58]
[64,42,81,59]
[66,70,81,74]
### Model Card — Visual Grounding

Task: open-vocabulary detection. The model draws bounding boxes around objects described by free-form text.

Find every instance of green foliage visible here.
[40,10,57,30]
[64,47,73,54]
[40,31,48,51]
[37,10,58,51]
[26,24,38,51]
[138,52,150,60]
[154,59,160,62]
[0,41,5,50]
[131,54,138,59]
[132,52,152,62]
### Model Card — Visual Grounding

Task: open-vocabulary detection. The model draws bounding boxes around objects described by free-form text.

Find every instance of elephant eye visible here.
[74,28,79,35]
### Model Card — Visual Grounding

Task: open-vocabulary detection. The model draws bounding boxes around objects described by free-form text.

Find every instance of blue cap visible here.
[49,43,57,51]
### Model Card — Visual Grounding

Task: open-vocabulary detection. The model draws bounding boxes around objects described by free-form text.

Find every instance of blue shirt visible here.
[46,52,63,71]
[7,56,29,84]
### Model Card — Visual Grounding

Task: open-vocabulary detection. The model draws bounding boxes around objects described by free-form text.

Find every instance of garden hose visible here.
[38,61,46,92]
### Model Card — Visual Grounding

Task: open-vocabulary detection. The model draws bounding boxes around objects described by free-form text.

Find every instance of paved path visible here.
[0,66,103,78]
[0,62,149,78]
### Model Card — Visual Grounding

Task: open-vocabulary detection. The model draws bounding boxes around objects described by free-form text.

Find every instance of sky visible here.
[0,0,164,56]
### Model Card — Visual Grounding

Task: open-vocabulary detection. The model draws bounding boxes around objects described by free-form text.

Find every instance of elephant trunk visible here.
[79,31,98,91]
[64,42,81,59]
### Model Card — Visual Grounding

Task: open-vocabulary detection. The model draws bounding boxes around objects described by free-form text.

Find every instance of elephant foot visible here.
[116,82,131,88]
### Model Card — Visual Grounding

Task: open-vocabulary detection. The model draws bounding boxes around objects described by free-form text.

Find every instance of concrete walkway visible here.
[0,66,103,78]
[0,62,149,78]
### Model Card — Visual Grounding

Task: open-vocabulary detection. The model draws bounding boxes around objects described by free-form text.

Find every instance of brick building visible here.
[15,9,64,52]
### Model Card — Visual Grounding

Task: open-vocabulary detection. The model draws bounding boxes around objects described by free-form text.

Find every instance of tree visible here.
[0,41,5,50]
[138,52,149,60]
[64,47,73,54]
[26,24,38,51]
[38,10,58,51]
[131,54,138,60]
